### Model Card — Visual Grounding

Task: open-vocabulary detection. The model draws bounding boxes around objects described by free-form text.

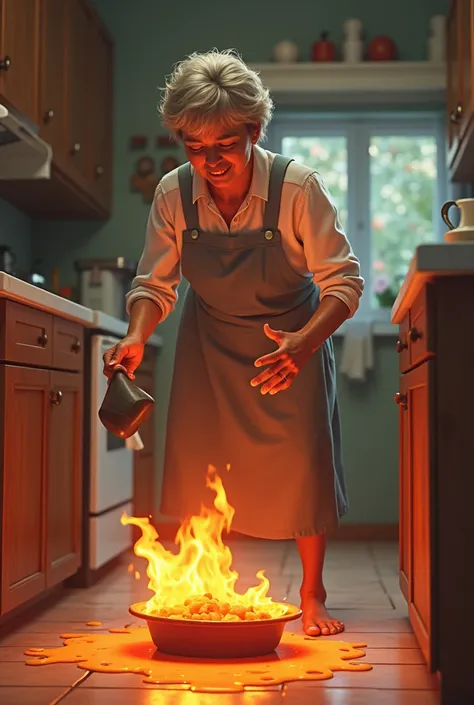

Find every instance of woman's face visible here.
[182,122,260,196]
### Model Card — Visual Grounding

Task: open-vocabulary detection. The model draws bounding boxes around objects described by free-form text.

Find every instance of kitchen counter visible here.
[0,272,93,324]
[391,242,474,323]
[390,248,474,703]
[0,273,163,347]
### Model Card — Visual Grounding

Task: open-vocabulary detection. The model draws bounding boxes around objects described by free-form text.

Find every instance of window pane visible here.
[281,136,348,227]
[370,135,437,309]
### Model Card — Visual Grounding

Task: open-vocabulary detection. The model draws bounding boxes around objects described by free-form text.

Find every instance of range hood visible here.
[0,103,52,179]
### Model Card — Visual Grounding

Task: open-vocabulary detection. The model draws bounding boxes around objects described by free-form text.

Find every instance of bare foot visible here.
[300,594,345,637]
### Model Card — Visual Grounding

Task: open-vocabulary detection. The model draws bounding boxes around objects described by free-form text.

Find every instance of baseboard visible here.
[154,520,399,543]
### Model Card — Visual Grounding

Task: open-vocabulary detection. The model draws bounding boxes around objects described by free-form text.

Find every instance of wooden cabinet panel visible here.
[408,285,434,370]
[398,385,410,601]
[0,300,53,368]
[0,365,48,615]
[65,0,92,183]
[52,317,84,372]
[46,371,82,586]
[447,0,462,157]
[88,19,113,210]
[399,361,435,670]
[0,0,40,119]
[38,0,67,158]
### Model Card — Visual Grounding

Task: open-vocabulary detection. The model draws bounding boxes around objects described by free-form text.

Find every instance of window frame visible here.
[267,112,448,322]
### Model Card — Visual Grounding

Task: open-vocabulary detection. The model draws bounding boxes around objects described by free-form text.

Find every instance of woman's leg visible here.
[296,534,345,636]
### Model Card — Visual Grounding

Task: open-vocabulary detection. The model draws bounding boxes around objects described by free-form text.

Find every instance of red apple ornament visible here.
[367,35,397,61]
[312,31,336,62]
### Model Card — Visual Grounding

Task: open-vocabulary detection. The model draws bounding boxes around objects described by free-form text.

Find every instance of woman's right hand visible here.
[102,334,145,380]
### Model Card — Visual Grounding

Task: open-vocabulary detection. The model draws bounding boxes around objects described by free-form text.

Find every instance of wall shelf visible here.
[248,61,446,106]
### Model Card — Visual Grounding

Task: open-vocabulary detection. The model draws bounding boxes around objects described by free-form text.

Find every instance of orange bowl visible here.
[129,601,302,658]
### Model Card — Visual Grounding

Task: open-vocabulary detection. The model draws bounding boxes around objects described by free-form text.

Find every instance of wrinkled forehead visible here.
[181,118,247,144]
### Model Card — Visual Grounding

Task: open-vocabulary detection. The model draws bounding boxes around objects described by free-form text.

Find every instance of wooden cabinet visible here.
[0,365,49,614]
[0,299,84,616]
[394,274,474,704]
[0,0,114,219]
[447,0,474,181]
[46,370,82,586]
[397,360,434,667]
[0,0,40,119]
[133,347,157,531]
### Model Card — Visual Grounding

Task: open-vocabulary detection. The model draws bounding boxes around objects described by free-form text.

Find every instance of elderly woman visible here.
[104,49,364,637]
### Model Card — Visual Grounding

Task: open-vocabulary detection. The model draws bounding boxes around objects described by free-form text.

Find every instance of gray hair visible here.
[158,49,274,141]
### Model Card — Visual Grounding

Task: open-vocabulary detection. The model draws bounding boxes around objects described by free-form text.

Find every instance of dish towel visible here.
[339,320,374,382]
[125,431,144,451]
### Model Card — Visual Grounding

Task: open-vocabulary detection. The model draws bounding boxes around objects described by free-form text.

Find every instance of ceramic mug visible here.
[441,198,474,242]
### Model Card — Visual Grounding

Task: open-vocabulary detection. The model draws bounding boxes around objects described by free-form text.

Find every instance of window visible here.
[269,115,447,321]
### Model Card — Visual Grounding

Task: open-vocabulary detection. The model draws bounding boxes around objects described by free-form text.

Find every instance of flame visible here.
[120,465,286,619]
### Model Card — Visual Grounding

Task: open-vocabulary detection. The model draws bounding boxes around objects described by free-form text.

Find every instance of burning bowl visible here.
[129,601,302,658]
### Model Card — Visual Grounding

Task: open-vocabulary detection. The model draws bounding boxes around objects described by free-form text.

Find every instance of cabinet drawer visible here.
[0,300,53,367]
[408,285,434,370]
[397,310,411,373]
[52,317,84,371]
[396,286,434,373]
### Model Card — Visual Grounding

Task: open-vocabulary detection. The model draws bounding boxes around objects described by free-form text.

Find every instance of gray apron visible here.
[159,156,348,539]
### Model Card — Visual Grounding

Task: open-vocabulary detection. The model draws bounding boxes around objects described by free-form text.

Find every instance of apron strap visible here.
[178,162,200,231]
[262,155,293,231]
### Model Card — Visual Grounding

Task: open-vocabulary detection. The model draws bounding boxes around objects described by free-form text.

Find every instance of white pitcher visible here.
[441,198,474,242]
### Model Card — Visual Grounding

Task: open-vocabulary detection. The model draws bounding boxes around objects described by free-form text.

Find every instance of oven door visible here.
[90,334,134,514]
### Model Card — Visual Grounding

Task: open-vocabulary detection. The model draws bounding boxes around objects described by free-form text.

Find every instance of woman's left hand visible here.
[250,323,314,395]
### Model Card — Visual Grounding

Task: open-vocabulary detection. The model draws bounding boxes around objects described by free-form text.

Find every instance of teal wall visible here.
[0,199,32,272]
[4,0,449,525]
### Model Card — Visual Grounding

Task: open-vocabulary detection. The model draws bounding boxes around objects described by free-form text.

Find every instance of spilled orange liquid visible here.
[25,627,372,692]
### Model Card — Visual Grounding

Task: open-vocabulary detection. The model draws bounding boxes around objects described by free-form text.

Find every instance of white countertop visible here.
[0,273,163,347]
[0,272,94,324]
[391,243,474,323]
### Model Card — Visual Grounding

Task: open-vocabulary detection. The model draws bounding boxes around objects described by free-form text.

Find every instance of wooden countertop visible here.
[391,243,474,323]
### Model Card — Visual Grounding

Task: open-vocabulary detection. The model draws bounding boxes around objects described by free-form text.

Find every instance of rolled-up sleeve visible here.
[295,172,364,317]
[125,184,181,321]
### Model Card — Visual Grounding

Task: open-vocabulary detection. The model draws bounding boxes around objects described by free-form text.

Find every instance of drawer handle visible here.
[44,108,55,123]
[71,338,82,353]
[71,142,81,154]
[0,55,11,71]
[38,332,48,347]
[409,327,421,342]
[394,392,408,409]
[50,390,63,406]
[396,338,407,353]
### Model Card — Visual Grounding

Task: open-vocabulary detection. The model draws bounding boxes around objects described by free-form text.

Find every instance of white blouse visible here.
[125,144,364,320]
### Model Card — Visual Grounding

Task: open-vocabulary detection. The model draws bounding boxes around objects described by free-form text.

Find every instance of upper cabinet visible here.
[0,0,40,119]
[447,0,474,182]
[0,0,114,219]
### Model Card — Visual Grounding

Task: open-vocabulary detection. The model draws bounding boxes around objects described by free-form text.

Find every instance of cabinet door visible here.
[65,0,93,183]
[447,0,462,158]
[0,0,40,119]
[88,20,113,210]
[401,361,435,670]
[38,0,67,159]
[397,385,410,602]
[458,0,473,142]
[46,371,83,587]
[0,365,49,615]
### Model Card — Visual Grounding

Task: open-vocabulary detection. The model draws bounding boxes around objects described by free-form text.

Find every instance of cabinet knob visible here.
[71,338,81,353]
[95,165,104,177]
[38,332,48,347]
[394,392,408,409]
[71,142,81,154]
[450,104,463,124]
[396,339,407,353]
[0,55,11,71]
[50,390,63,406]
[409,327,421,342]
[44,109,55,123]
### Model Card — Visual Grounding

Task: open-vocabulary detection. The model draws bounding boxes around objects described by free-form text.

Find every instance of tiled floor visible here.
[0,540,440,704]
